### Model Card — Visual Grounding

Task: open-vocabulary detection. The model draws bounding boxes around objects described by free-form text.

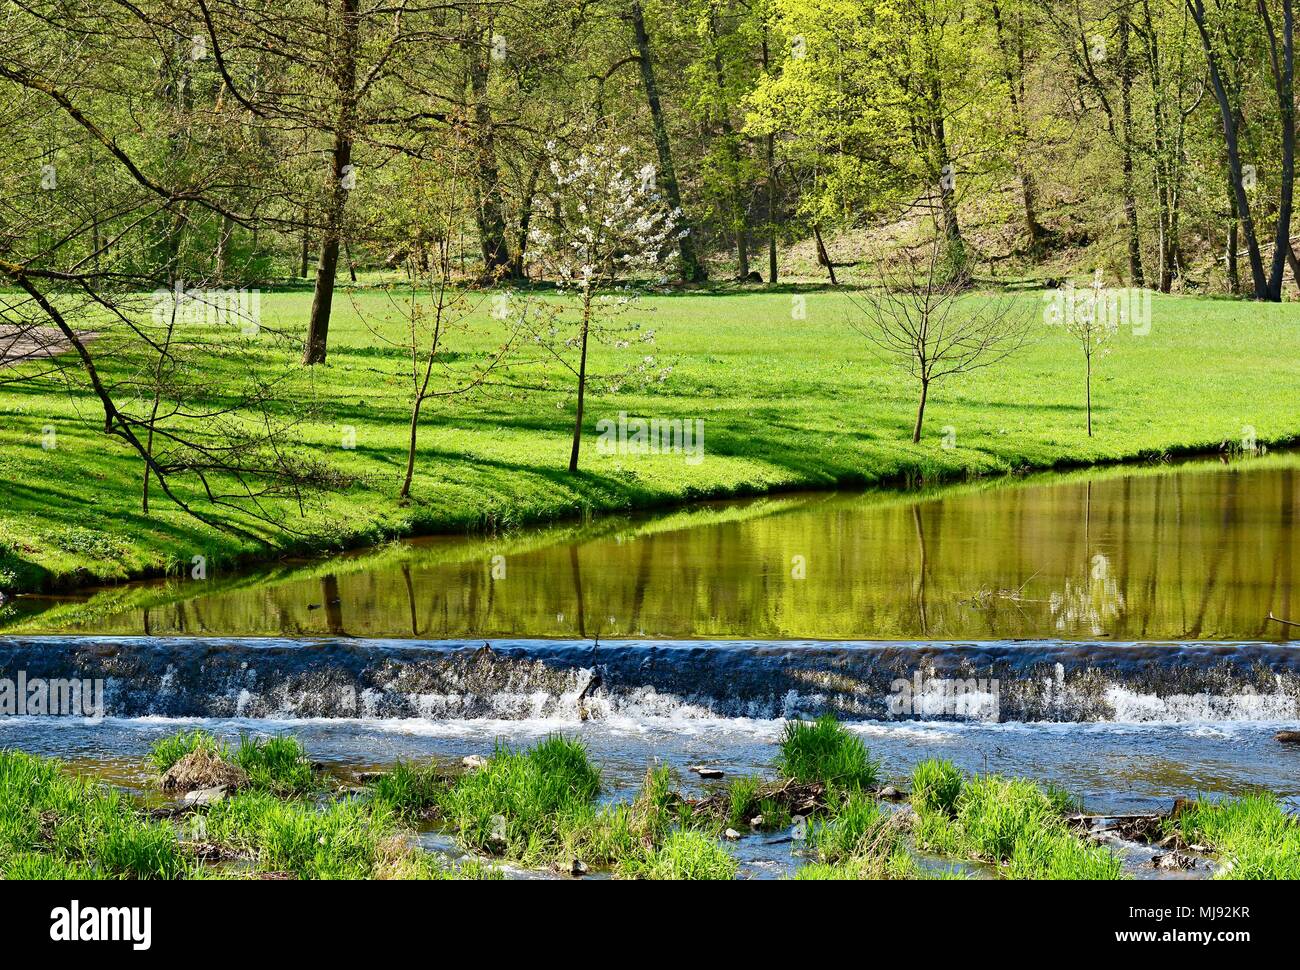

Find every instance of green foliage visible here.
[369,761,447,821]
[0,749,189,880]
[439,736,601,860]
[148,729,228,775]
[619,829,737,880]
[912,774,1124,880]
[1173,793,1300,880]
[910,758,964,816]
[233,735,316,795]
[776,716,878,788]
[203,792,390,879]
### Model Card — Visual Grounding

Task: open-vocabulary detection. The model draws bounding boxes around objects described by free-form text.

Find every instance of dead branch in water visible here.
[1268,612,1300,628]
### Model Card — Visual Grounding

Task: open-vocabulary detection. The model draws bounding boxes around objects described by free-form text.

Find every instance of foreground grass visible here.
[1171,793,1300,879]
[3,286,1299,594]
[909,760,1124,880]
[0,745,489,880]
[776,716,879,789]
[5,727,1296,880]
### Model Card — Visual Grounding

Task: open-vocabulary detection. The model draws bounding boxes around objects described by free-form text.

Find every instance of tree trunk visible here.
[512,162,541,279]
[813,224,837,285]
[568,296,592,473]
[1189,0,1269,298]
[1119,10,1146,287]
[709,14,749,280]
[1226,162,1240,293]
[912,380,929,443]
[630,0,706,282]
[466,24,512,281]
[400,398,422,500]
[990,1,1049,255]
[1086,351,1093,437]
[1265,0,1295,300]
[303,0,359,365]
[762,29,778,285]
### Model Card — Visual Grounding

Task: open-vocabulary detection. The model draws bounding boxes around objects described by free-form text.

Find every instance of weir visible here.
[2,637,1296,723]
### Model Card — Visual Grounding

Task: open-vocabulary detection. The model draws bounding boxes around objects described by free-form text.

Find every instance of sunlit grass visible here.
[776,716,879,789]
[1172,792,1300,879]
[910,769,1124,880]
[4,288,1297,595]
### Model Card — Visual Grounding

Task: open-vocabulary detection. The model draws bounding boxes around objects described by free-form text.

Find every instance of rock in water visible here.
[1276,730,1300,744]
[570,859,588,876]
[724,828,742,841]
[877,785,906,801]
[462,754,489,770]
[688,765,725,779]
[181,785,228,807]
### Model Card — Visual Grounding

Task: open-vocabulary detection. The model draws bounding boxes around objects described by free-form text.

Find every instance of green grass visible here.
[147,729,229,775]
[369,761,447,821]
[438,735,602,862]
[3,286,1299,594]
[618,829,737,880]
[148,730,316,795]
[911,771,1124,880]
[776,716,879,789]
[1171,793,1300,879]
[910,758,964,816]
[232,735,316,795]
[202,792,399,880]
[0,745,497,881]
[0,749,190,879]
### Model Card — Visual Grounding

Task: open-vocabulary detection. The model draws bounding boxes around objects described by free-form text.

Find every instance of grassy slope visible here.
[1,285,1297,593]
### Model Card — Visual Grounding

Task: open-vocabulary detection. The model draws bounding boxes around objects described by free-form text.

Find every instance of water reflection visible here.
[9,454,1300,641]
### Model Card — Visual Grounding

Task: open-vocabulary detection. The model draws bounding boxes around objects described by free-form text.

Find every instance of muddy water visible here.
[8,453,1300,641]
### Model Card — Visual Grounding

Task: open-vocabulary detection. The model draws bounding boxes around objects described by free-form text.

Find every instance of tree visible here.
[848,234,1031,443]
[358,154,521,499]
[0,0,341,534]
[1045,272,1122,436]
[525,138,680,471]
[628,0,708,282]
[1186,0,1294,301]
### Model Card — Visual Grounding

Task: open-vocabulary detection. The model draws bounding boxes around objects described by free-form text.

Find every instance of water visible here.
[3,453,1299,877]
[9,452,1300,642]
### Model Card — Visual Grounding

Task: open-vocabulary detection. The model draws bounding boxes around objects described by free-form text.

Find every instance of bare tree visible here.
[356,155,522,500]
[849,235,1031,443]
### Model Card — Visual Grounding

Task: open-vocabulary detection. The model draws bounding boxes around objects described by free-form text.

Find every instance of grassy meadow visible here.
[2,283,1298,594]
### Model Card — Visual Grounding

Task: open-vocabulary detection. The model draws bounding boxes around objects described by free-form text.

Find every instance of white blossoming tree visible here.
[1045,271,1121,437]
[525,140,681,472]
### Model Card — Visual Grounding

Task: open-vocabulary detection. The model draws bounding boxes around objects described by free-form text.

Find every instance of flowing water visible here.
[4,452,1300,877]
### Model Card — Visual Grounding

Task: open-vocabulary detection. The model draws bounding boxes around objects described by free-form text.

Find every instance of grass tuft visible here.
[233,735,316,795]
[619,829,737,880]
[776,716,879,789]
[1172,793,1300,880]
[148,730,228,775]
[439,735,601,862]
[910,758,964,816]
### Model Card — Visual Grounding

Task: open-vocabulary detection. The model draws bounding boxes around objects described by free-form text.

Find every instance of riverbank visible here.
[2,720,1293,880]
[3,288,1298,596]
